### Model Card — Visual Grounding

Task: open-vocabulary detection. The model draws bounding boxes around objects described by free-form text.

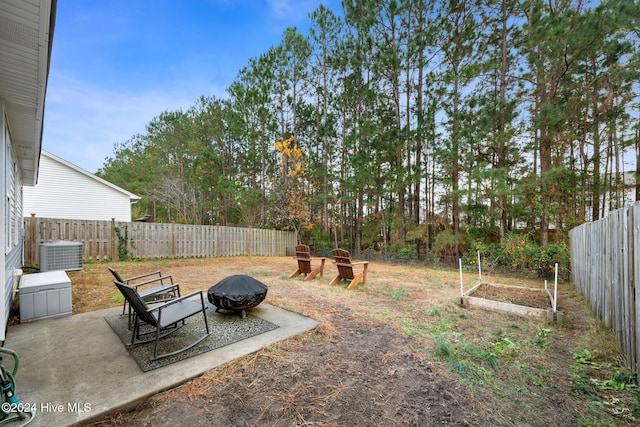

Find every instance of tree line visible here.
[97,0,640,263]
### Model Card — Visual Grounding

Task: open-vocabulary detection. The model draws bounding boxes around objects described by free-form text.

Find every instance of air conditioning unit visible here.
[39,241,83,272]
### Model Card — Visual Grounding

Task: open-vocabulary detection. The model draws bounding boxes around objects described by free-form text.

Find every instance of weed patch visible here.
[569,348,639,423]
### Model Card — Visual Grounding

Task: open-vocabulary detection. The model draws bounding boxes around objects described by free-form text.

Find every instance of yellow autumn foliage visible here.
[274,135,305,177]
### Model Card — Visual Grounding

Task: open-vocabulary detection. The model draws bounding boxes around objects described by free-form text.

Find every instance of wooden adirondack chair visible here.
[329,248,368,289]
[289,244,326,281]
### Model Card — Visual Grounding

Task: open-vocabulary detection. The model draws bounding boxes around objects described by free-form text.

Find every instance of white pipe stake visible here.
[459,258,464,297]
[553,263,558,312]
[477,250,482,282]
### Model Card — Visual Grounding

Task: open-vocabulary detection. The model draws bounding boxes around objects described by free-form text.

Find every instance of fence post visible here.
[171,223,175,258]
[29,213,36,265]
[111,218,117,261]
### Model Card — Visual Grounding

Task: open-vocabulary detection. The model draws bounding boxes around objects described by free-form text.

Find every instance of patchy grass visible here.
[73,256,638,426]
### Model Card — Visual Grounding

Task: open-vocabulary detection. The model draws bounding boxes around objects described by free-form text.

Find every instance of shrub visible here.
[397,244,418,260]
[434,229,467,258]
[530,243,570,279]
[501,232,535,270]
[465,241,507,268]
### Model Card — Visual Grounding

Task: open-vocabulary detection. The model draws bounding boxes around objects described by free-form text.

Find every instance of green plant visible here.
[501,232,535,271]
[463,345,499,369]
[492,335,520,356]
[569,348,639,422]
[572,349,603,369]
[531,327,551,348]
[436,338,466,378]
[598,372,637,391]
[529,243,570,279]
[389,287,411,301]
[464,242,507,268]
[429,306,442,316]
[397,244,417,260]
[114,225,130,261]
[434,229,467,257]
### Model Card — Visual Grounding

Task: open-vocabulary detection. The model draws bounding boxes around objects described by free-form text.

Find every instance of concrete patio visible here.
[4,303,317,426]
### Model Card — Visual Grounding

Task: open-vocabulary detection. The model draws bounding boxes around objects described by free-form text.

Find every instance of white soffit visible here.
[0,0,55,185]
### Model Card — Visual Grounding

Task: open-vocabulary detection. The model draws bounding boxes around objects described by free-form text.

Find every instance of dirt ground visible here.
[61,256,637,426]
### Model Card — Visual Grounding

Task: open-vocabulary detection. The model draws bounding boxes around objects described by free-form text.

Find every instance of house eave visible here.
[0,0,57,186]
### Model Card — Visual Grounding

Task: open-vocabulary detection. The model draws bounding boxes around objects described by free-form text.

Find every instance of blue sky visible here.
[42,0,340,173]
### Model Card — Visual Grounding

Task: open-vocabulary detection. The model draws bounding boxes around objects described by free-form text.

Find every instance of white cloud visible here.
[43,72,226,173]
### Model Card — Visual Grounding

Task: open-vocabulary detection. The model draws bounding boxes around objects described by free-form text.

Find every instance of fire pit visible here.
[207,274,268,318]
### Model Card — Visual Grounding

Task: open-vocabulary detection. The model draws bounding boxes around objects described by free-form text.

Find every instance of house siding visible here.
[23,152,135,221]
[1,0,56,342]
[4,246,21,341]
[2,107,23,342]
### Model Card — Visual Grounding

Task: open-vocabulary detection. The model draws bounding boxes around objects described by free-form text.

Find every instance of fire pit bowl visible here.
[207,274,268,318]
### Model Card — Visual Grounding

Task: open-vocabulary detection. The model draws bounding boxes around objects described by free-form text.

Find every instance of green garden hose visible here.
[0,348,34,426]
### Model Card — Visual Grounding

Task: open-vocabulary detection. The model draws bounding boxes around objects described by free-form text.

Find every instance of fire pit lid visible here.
[207,274,268,312]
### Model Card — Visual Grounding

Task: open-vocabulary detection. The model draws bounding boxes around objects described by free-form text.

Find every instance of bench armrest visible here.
[124,271,162,283]
[131,275,174,289]
[148,290,205,313]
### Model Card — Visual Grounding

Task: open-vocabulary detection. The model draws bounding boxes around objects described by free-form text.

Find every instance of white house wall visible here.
[23,153,135,221]
[1,106,8,342]
[1,0,56,342]
[2,106,24,342]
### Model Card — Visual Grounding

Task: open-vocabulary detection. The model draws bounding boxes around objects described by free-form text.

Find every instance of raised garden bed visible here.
[458,282,563,323]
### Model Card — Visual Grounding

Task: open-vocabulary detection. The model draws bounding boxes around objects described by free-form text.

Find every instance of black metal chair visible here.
[108,267,180,328]
[114,280,211,361]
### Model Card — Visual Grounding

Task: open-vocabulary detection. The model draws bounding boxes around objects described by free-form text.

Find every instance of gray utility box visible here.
[39,241,83,272]
[19,271,72,322]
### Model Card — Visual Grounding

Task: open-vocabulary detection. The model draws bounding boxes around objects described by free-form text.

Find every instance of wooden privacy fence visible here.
[569,201,639,374]
[23,216,298,265]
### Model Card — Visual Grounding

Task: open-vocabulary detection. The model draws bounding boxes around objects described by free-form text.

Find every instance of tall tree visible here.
[96,0,640,256]
[473,0,523,239]
[308,4,343,233]
[523,0,635,243]
[436,0,481,244]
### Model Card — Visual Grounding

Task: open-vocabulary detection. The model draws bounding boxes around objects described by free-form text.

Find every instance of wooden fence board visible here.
[634,205,640,374]
[570,202,640,374]
[23,217,297,266]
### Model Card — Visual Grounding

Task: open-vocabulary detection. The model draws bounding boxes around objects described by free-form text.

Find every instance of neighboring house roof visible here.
[0,0,57,186]
[41,150,141,203]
